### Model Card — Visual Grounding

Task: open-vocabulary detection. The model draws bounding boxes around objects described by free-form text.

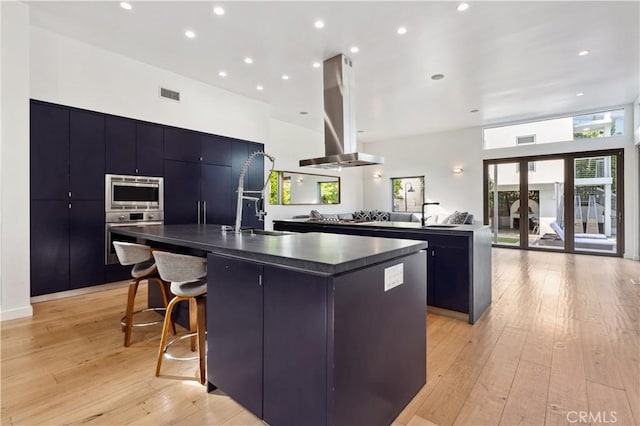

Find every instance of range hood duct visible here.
[299,54,384,169]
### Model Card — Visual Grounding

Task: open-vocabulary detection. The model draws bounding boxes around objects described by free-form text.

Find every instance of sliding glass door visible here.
[484,149,623,256]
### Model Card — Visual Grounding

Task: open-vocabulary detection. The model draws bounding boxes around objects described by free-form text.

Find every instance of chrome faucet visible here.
[234,151,276,234]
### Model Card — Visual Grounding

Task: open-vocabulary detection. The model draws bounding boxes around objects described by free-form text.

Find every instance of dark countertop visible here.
[273,219,490,236]
[111,224,427,276]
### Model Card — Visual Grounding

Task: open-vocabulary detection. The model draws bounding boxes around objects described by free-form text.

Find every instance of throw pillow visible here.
[379,211,390,221]
[448,211,469,224]
[354,210,372,222]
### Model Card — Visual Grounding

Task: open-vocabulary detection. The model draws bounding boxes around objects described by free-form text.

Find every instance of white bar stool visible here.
[152,251,207,385]
[113,242,174,347]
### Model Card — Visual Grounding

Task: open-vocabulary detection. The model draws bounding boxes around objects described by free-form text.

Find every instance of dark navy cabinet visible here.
[207,255,264,418]
[201,164,233,225]
[70,110,105,201]
[106,116,163,176]
[164,127,201,163]
[201,134,232,166]
[30,200,70,296]
[427,236,469,313]
[164,160,201,225]
[30,102,69,200]
[30,101,106,296]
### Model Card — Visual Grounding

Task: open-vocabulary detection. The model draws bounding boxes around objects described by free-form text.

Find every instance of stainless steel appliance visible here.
[105,174,164,264]
[106,174,164,211]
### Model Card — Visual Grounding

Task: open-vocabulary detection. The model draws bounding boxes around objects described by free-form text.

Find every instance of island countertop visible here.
[111,224,427,276]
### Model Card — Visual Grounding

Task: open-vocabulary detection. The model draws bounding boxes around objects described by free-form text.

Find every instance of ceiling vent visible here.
[159,87,180,102]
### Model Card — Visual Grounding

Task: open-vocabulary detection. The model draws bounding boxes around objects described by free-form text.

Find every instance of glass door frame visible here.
[483,148,624,257]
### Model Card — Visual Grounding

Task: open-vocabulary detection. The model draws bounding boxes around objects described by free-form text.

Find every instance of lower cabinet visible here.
[207,255,328,426]
[30,200,105,296]
[428,244,469,313]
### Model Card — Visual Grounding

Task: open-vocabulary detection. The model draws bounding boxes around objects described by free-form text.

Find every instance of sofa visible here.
[299,210,474,224]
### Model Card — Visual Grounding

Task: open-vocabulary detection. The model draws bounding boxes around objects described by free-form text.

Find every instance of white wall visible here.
[0,2,33,320]
[362,127,483,220]
[30,27,270,144]
[264,119,363,229]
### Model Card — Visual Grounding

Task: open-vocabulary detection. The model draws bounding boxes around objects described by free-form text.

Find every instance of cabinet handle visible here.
[68,203,72,209]
[135,168,139,174]
[432,250,435,257]
[259,274,262,286]
[203,201,207,225]
[197,201,201,224]
[68,191,72,198]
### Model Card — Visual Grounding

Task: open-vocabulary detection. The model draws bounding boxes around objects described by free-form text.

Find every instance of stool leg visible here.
[155,278,176,335]
[189,298,197,352]
[196,296,207,385]
[156,296,182,377]
[124,278,140,347]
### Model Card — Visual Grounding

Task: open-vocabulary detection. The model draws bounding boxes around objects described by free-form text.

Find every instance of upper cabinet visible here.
[70,110,105,200]
[106,116,163,176]
[164,127,233,166]
[30,102,70,200]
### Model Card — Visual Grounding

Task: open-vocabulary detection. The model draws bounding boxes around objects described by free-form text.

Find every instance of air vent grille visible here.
[160,87,180,102]
[516,135,536,145]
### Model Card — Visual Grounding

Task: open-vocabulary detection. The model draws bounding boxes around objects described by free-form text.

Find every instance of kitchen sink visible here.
[424,224,458,229]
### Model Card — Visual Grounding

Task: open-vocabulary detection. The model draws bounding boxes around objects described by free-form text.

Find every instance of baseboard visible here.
[30,280,130,304]
[0,305,34,321]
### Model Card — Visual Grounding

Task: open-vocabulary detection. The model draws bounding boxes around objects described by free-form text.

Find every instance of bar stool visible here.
[113,242,174,347]
[152,251,207,385]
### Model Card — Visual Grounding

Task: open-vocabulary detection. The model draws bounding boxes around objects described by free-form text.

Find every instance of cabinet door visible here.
[163,127,201,163]
[201,134,232,166]
[207,255,263,418]
[163,160,200,224]
[263,266,327,426]
[30,102,69,200]
[70,201,105,289]
[70,110,105,200]
[136,123,163,176]
[30,200,69,296]
[105,116,136,175]
[432,246,469,313]
[201,164,233,225]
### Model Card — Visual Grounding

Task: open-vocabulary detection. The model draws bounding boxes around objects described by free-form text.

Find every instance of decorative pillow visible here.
[379,211,390,221]
[354,210,372,222]
[447,211,469,224]
[371,210,389,221]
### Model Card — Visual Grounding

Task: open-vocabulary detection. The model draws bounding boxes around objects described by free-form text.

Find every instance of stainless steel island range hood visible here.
[299,54,384,169]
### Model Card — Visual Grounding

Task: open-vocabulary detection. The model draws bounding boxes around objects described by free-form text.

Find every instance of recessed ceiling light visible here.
[431,74,445,80]
[312,62,321,68]
[299,111,309,115]
[213,6,225,16]
[576,92,584,97]
[185,30,196,39]
[470,109,479,113]
[281,74,289,80]
[314,20,325,29]
[350,46,359,54]
[120,2,132,10]
[244,57,253,64]
[397,27,407,35]
[256,85,264,91]
[218,71,227,77]
[578,50,590,56]
[457,2,469,12]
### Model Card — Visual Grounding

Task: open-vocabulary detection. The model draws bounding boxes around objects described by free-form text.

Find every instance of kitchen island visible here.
[111,224,428,426]
[274,219,492,324]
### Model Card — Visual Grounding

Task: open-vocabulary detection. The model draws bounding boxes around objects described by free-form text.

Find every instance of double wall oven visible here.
[105,174,164,264]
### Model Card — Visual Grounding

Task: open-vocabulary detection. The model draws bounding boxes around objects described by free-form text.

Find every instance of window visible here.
[317,181,339,204]
[483,108,624,149]
[391,176,424,212]
[516,161,536,173]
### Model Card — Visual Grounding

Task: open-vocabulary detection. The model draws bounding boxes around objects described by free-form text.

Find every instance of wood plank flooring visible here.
[1,249,638,425]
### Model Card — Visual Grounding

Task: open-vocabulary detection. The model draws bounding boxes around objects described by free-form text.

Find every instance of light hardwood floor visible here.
[1,249,638,425]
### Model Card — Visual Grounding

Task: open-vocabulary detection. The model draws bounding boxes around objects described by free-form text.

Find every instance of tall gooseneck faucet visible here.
[234,151,276,234]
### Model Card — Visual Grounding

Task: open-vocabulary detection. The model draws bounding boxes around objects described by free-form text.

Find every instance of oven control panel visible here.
[105,211,164,223]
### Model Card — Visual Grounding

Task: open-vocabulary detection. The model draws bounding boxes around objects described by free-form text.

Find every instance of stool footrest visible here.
[162,333,202,361]
[120,308,167,328]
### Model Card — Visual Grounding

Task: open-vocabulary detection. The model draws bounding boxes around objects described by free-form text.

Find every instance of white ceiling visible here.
[28,1,639,143]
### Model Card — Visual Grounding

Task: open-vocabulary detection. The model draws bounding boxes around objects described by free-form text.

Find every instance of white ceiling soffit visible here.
[28,1,640,143]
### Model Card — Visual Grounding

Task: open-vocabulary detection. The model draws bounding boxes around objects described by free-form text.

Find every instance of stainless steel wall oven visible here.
[105,174,164,264]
